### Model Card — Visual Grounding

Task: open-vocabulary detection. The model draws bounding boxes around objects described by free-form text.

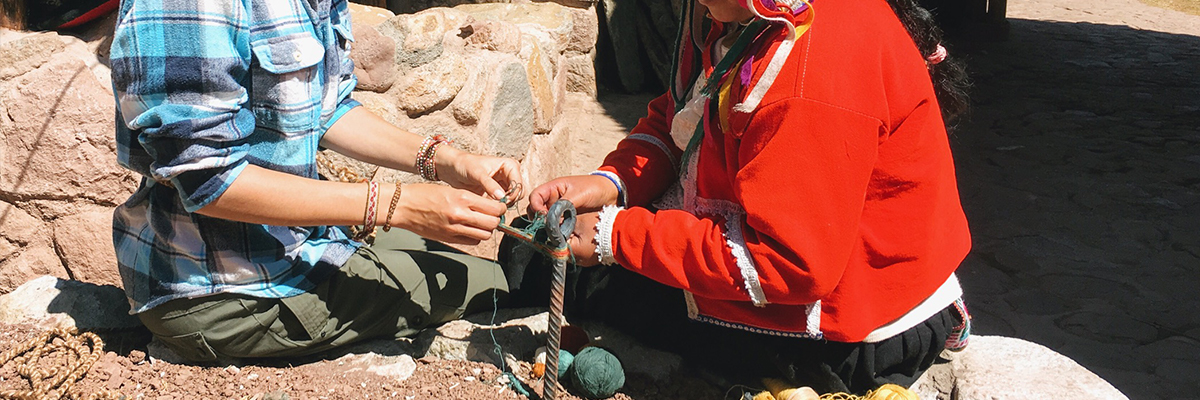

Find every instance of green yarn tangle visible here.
[558,349,574,377]
[566,347,625,399]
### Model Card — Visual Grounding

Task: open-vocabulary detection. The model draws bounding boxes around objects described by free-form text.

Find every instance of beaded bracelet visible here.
[354,181,379,242]
[382,182,402,232]
[416,134,450,181]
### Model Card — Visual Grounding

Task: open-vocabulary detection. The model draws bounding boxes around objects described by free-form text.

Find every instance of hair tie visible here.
[927,44,948,65]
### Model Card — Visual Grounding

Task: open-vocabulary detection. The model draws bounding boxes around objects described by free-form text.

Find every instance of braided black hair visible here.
[886,0,970,125]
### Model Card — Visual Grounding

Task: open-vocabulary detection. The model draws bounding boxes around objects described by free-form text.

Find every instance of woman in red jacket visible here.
[513,0,972,393]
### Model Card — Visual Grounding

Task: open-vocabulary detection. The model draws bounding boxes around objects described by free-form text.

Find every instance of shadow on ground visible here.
[592,18,1200,400]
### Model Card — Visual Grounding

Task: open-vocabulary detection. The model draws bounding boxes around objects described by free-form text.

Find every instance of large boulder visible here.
[416,308,547,371]
[520,36,557,134]
[0,30,134,292]
[348,3,396,28]
[52,207,122,287]
[0,55,135,209]
[392,46,469,116]
[376,8,473,68]
[911,335,1129,400]
[350,23,398,93]
[0,275,140,331]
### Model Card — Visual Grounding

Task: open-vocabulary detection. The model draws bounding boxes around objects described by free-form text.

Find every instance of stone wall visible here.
[0,26,132,291]
[331,3,598,257]
[0,2,598,292]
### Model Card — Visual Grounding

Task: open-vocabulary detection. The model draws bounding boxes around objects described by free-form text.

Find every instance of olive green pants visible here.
[138,229,508,362]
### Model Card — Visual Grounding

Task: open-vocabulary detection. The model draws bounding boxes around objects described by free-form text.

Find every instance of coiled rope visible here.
[0,327,123,400]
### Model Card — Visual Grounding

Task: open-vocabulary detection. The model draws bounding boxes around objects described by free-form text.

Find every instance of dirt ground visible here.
[0,321,727,400]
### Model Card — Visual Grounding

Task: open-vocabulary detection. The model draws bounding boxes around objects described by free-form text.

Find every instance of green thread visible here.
[490,200,577,399]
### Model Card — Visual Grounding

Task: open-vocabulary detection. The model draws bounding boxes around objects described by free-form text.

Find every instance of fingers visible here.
[464,191,508,217]
[527,183,563,214]
[479,175,507,202]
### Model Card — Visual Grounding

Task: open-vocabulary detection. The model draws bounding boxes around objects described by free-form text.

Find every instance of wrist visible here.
[588,171,626,207]
[416,135,454,181]
[433,144,462,181]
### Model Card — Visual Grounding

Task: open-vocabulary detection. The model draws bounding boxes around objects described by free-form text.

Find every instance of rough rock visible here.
[911,336,1129,400]
[521,121,573,196]
[521,36,557,134]
[562,53,597,96]
[0,243,66,293]
[335,353,418,381]
[393,48,468,116]
[598,0,643,91]
[0,201,66,292]
[485,61,535,159]
[377,8,473,68]
[563,5,599,54]
[353,90,402,126]
[0,201,45,258]
[463,20,522,54]
[416,308,547,371]
[456,3,592,58]
[0,31,67,81]
[635,0,676,88]
[52,208,122,288]
[0,275,140,331]
[350,23,398,93]
[0,55,137,208]
[348,3,396,28]
[449,66,489,126]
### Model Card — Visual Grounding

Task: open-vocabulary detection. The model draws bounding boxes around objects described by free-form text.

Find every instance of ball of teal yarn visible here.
[557,349,575,377]
[567,347,625,399]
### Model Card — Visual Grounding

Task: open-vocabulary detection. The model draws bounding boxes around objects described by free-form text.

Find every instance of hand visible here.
[390,183,508,245]
[528,175,619,215]
[567,212,601,267]
[437,147,524,204]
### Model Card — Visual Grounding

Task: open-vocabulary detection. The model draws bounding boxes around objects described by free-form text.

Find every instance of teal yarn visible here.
[558,349,575,377]
[566,347,625,399]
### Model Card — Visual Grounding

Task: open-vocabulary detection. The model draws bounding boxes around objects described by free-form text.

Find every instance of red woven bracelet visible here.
[354,181,379,241]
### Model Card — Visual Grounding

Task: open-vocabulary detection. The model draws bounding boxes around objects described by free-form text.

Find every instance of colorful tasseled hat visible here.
[666,0,816,169]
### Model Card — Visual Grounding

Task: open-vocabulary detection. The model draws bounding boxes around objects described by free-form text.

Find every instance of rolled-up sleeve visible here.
[110,0,255,212]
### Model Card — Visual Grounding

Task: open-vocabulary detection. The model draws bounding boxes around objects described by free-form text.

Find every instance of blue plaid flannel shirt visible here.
[111,0,363,313]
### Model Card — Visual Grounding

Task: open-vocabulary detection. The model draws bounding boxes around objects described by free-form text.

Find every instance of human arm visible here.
[110,1,506,244]
[528,93,681,214]
[582,99,883,304]
[320,107,523,201]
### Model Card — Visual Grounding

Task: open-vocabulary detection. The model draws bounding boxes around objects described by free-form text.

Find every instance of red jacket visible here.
[597,0,971,342]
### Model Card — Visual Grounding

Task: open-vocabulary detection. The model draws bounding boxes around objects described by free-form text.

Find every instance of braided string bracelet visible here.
[354,181,379,242]
[382,182,402,232]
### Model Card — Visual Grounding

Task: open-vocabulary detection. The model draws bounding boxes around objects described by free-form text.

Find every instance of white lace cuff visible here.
[595,205,623,265]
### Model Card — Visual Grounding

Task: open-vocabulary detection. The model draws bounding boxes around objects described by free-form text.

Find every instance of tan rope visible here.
[0,327,123,400]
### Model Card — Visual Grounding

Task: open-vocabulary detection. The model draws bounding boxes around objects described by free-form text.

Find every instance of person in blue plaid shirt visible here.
[110,0,523,362]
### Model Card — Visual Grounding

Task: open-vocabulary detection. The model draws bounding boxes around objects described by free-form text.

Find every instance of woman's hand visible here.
[567,211,601,267]
[437,147,524,203]
[528,175,619,215]
[390,183,508,245]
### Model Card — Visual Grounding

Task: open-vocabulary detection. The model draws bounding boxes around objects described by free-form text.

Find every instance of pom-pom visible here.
[558,349,575,377]
[567,347,625,399]
[866,384,918,400]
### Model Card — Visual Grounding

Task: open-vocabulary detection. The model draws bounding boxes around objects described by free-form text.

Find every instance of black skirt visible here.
[499,235,960,395]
